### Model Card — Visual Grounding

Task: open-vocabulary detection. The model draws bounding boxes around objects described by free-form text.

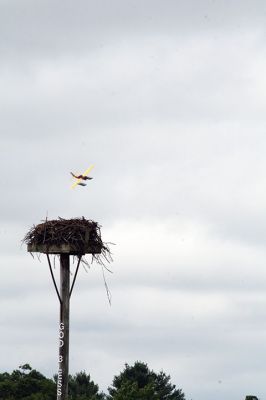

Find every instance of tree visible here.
[0,365,56,400]
[107,361,185,400]
[0,365,104,400]
[19,365,32,373]
[68,371,105,400]
[0,362,186,400]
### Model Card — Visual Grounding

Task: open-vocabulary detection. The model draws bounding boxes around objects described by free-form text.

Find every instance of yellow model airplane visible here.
[70,165,94,189]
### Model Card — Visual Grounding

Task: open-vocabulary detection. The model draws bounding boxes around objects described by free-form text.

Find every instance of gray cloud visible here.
[1,1,266,400]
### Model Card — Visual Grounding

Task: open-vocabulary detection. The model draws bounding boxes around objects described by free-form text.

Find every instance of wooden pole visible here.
[57,254,70,400]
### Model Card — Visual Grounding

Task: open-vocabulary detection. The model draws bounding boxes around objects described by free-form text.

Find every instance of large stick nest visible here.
[23,217,112,264]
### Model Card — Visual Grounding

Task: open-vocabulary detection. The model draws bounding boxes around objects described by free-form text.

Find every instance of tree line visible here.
[0,361,186,400]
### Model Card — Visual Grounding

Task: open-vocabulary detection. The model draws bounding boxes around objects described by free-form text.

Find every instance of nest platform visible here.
[24,217,106,256]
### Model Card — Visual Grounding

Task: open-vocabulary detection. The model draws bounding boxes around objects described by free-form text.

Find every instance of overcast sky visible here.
[1,1,266,399]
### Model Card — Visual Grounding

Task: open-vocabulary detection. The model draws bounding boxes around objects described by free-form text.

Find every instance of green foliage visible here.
[108,380,158,400]
[107,361,185,400]
[0,366,56,400]
[0,361,186,400]
[68,371,105,400]
[19,365,32,373]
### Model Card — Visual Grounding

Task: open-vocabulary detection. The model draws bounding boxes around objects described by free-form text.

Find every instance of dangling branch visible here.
[102,266,112,306]
[47,254,62,304]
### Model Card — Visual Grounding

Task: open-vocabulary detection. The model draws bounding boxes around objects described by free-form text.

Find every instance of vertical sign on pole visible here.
[57,254,70,400]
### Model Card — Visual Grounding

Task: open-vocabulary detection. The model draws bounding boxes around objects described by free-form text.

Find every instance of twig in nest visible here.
[80,256,89,273]
[43,215,48,244]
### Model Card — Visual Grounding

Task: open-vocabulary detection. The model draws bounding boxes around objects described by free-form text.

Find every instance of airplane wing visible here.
[82,165,95,178]
[71,165,94,189]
